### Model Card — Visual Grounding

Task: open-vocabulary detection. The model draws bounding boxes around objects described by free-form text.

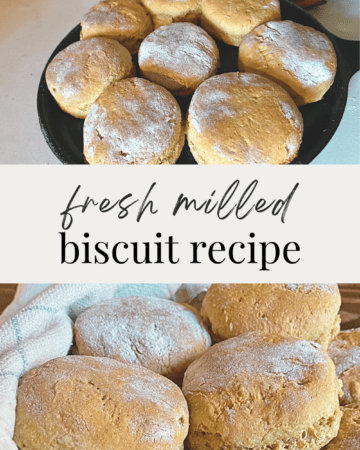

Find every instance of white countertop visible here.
[0,0,358,164]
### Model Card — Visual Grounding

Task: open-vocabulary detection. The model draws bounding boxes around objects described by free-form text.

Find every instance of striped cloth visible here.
[0,283,209,450]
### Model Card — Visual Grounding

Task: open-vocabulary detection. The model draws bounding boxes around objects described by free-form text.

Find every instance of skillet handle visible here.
[333,36,360,80]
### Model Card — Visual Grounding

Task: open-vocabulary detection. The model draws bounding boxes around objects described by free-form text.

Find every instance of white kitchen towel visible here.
[0,283,209,450]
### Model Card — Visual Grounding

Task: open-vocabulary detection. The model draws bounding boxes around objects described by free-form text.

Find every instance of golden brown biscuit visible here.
[201,284,341,347]
[138,23,220,97]
[201,0,281,46]
[182,332,342,450]
[81,0,153,54]
[141,0,201,29]
[322,407,360,450]
[46,37,133,119]
[328,328,360,406]
[14,356,189,450]
[186,72,303,165]
[74,296,211,384]
[239,21,337,106]
[84,78,185,164]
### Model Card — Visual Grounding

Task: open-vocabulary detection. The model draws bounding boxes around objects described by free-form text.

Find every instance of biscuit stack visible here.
[44,0,337,165]
[13,284,360,449]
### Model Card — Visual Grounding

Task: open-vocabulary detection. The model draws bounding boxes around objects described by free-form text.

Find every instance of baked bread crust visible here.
[328,328,360,406]
[201,284,341,347]
[14,356,189,450]
[323,407,360,450]
[141,0,202,29]
[201,0,281,46]
[182,332,342,450]
[186,72,303,165]
[84,77,185,164]
[46,37,133,119]
[81,0,153,54]
[238,21,337,106]
[74,296,211,384]
[139,23,220,97]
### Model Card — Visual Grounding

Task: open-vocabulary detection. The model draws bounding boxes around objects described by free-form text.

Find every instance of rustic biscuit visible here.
[46,37,133,119]
[182,332,342,450]
[74,296,211,384]
[186,72,303,164]
[81,0,153,54]
[84,78,185,164]
[322,407,360,450]
[14,356,189,450]
[328,328,360,406]
[201,0,281,46]
[139,23,219,97]
[201,283,341,347]
[141,0,201,29]
[238,21,337,105]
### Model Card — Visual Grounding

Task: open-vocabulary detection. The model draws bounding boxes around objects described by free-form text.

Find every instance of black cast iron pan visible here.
[37,0,360,164]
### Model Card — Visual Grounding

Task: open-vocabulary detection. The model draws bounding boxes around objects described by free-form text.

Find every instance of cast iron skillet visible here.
[37,0,359,164]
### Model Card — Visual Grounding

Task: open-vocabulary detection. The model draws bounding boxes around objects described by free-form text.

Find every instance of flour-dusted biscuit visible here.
[201,284,341,347]
[14,356,189,450]
[81,0,153,54]
[239,21,337,106]
[74,296,211,384]
[84,78,185,164]
[328,328,360,407]
[141,0,202,29]
[186,72,303,164]
[201,0,281,46]
[139,23,220,97]
[322,407,360,450]
[46,37,133,119]
[182,332,342,450]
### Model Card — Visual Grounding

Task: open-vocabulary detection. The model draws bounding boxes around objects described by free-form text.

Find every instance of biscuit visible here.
[46,37,133,119]
[84,78,185,164]
[186,72,303,165]
[182,332,342,450]
[141,0,201,29]
[322,407,360,450]
[201,284,341,347]
[139,23,220,97]
[238,21,337,106]
[81,0,153,54]
[328,328,360,406]
[14,356,189,450]
[201,0,281,46]
[74,296,211,384]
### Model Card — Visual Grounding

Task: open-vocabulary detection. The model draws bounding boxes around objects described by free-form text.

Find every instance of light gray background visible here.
[0,0,358,164]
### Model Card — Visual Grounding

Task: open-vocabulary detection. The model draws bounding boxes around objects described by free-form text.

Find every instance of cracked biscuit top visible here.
[182,332,342,450]
[238,20,337,105]
[141,0,202,29]
[14,355,189,450]
[74,296,211,384]
[200,0,281,46]
[45,37,133,119]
